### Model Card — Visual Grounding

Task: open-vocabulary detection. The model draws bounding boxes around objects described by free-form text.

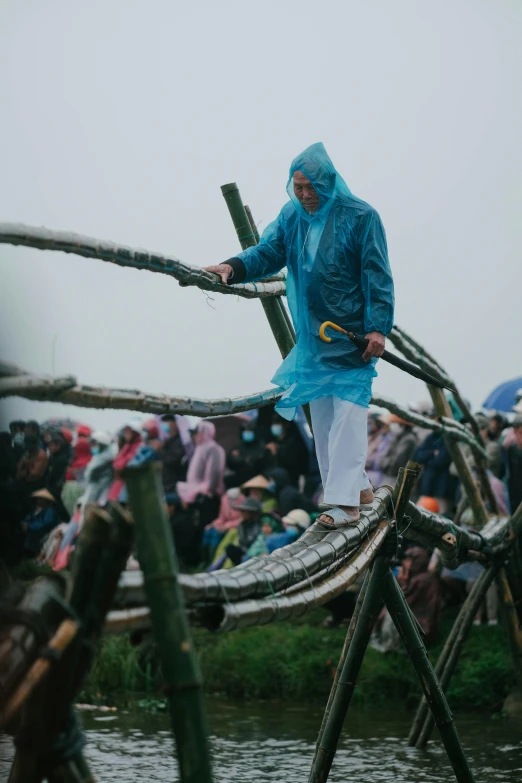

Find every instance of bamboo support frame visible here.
[309,464,419,783]
[7,505,122,783]
[4,183,522,783]
[202,521,389,632]
[113,487,393,609]
[309,571,370,772]
[389,327,498,515]
[496,567,522,693]
[123,462,213,783]
[309,556,389,783]
[408,566,497,748]
[428,385,489,528]
[112,492,513,626]
[383,569,476,783]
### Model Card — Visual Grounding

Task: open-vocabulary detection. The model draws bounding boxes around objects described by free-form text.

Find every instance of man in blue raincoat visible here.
[206,143,394,527]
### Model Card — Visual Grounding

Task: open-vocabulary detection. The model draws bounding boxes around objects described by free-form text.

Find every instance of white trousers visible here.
[310,396,371,507]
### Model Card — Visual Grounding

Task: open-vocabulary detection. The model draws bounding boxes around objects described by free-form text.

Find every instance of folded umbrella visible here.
[319,321,456,393]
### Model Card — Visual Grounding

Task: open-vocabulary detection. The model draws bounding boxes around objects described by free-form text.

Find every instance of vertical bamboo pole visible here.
[309,466,417,783]
[428,386,489,528]
[395,461,422,522]
[245,202,296,342]
[391,327,498,514]
[505,543,522,625]
[496,566,522,692]
[412,565,497,748]
[383,570,476,783]
[221,183,295,359]
[124,462,213,783]
[309,570,370,771]
[308,556,388,783]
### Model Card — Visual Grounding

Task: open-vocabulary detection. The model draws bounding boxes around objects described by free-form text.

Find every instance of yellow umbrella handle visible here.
[319,321,349,343]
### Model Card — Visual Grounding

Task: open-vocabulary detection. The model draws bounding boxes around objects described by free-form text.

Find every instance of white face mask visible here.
[271,424,284,439]
[389,422,402,435]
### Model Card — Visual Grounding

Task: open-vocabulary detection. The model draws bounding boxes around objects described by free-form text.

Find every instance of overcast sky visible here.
[1,0,521,432]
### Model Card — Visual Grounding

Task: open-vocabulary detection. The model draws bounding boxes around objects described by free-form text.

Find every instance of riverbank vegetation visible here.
[82,617,513,711]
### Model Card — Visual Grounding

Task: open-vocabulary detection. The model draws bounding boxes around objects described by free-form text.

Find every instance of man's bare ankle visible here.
[360,488,374,504]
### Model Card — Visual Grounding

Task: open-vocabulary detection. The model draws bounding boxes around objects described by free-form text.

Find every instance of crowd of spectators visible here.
[1,397,522,646]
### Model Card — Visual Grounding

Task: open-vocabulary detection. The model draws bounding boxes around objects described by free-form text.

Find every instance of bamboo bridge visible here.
[1,184,521,783]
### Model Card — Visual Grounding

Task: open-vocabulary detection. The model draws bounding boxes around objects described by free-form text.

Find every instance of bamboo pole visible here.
[309,467,417,783]
[177,487,393,604]
[115,487,516,614]
[394,461,422,522]
[505,543,522,625]
[373,394,486,458]
[0,363,488,466]
[8,511,110,783]
[392,324,448,376]
[15,505,134,783]
[0,361,284,415]
[308,556,389,783]
[496,566,522,693]
[310,572,370,771]
[408,566,497,747]
[4,619,79,725]
[245,202,297,343]
[428,386,489,528]
[212,521,389,632]
[123,462,213,783]
[390,327,498,514]
[0,222,285,300]
[221,183,295,359]
[383,569,476,782]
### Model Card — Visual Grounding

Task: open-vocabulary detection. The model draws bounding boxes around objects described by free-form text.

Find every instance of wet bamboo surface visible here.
[0,222,285,299]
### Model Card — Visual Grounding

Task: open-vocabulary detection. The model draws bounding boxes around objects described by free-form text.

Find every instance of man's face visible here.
[514,426,522,449]
[293,171,320,214]
[167,420,178,437]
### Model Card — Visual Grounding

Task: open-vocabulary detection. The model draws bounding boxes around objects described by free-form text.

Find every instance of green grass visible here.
[81,619,514,711]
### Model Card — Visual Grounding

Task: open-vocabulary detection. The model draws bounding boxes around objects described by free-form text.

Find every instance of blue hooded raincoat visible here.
[235,143,394,420]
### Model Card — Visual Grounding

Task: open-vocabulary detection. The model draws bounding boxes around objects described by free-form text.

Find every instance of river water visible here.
[1,698,521,781]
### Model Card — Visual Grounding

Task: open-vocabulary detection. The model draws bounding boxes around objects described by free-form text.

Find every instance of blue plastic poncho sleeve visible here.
[358,209,395,335]
[236,211,286,282]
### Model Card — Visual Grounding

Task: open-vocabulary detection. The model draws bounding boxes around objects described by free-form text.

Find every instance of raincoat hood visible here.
[287,142,351,220]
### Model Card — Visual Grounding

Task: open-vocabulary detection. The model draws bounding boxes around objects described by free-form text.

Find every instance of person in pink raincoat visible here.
[176,421,225,527]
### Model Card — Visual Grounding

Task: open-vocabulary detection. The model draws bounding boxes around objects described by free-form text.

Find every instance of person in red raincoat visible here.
[107,420,142,502]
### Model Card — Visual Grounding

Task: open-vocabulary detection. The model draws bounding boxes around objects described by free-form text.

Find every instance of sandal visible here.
[317,506,360,529]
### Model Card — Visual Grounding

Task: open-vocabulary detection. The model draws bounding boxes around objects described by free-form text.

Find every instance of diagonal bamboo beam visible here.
[0,222,285,300]
[389,326,498,515]
[0,363,486,460]
[0,361,283,416]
